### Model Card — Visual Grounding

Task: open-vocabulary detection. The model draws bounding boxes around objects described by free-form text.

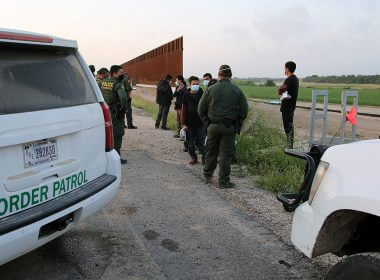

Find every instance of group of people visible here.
[90,61,298,189]
[89,64,137,164]
[155,65,249,189]
[155,61,299,188]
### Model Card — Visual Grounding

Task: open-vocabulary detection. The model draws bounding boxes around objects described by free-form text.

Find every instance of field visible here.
[238,84,380,106]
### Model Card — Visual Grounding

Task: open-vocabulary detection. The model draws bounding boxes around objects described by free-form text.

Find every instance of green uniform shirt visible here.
[100,77,128,112]
[123,77,133,93]
[198,79,248,123]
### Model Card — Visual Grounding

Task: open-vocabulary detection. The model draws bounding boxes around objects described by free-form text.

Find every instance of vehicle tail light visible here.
[100,102,114,152]
[0,31,53,43]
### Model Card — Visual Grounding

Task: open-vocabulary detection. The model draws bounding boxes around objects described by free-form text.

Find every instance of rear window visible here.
[0,47,97,115]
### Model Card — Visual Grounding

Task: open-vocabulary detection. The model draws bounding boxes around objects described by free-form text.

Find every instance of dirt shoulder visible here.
[124,105,339,275]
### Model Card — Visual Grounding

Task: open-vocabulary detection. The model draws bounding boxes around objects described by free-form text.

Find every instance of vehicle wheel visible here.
[325,253,380,280]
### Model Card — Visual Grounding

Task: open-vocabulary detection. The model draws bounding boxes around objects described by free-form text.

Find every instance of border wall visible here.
[121,37,183,85]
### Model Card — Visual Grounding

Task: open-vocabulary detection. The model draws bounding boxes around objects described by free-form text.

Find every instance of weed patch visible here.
[236,115,305,193]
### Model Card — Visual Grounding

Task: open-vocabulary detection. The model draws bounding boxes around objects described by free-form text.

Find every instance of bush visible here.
[264,79,276,87]
[236,115,305,193]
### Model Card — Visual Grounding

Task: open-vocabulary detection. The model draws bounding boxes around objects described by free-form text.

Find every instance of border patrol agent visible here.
[122,74,137,129]
[198,65,248,188]
[96,67,109,88]
[100,65,128,164]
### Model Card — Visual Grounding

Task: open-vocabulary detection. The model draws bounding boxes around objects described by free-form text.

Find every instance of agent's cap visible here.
[97,67,109,75]
[218,65,232,77]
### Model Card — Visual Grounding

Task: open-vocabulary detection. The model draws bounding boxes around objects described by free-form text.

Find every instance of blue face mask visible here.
[191,85,200,92]
[203,80,210,86]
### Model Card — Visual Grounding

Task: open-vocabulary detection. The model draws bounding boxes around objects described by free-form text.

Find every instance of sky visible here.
[2,0,380,78]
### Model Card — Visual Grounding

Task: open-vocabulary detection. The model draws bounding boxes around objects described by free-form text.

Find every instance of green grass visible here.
[238,85,380,106]
[131,95,177,131]
[235,114,305,193]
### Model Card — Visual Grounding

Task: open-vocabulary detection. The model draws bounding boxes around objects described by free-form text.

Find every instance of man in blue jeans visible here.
[181,76,206,165]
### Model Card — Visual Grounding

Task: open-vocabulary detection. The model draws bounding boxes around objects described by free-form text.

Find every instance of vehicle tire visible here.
[325,253,380,280]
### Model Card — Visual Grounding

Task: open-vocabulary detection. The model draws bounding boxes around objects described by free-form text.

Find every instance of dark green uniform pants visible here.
[125,97,133,127]
[203,123,236,186]
[112,113,125,155]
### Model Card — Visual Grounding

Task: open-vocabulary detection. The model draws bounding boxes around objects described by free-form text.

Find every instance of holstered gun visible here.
[235,112,242,135]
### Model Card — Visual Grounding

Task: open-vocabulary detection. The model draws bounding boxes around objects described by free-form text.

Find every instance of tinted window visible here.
[0,47,97,115]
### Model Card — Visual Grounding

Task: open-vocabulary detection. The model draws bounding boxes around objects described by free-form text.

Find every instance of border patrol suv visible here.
[0,29,121,265]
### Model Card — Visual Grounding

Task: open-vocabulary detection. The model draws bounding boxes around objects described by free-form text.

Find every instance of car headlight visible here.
[308,161,329,204]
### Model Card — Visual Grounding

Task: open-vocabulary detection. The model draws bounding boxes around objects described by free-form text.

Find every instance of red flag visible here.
[346,107,357,126]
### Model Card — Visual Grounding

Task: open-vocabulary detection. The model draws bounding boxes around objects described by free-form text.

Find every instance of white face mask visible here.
[191,85,200,92]
[175,81,179,86]
[203,80,210,86]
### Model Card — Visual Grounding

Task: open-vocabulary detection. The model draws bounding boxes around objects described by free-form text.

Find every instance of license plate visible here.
[23,138,58,168]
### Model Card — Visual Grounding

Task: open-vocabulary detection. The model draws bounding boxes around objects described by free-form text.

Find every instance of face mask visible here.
[117,74,125,82]
[175,81,179,86]
[203,80,209,86]
[191,85,200,92]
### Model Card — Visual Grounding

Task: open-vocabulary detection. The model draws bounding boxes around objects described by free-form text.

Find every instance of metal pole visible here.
[341,91,359,143]
[309,90,328,146]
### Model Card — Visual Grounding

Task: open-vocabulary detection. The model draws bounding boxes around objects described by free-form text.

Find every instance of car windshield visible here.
[0,46,97,115]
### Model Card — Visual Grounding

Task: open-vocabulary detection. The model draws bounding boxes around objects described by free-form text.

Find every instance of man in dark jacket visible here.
[155,75,173,130]
[181,76,206,165]
[173,75,187,137]
[203,73,218,88]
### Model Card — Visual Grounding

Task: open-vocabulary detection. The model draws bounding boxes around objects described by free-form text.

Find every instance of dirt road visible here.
[0,109,330,280]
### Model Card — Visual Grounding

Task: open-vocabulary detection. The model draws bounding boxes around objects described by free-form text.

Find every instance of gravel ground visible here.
[124,107,339,274]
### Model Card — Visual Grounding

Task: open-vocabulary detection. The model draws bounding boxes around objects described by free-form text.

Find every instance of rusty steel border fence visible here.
[121,36,183,85]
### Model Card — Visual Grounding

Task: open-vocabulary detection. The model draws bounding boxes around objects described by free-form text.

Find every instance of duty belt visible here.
[210,118,235,127]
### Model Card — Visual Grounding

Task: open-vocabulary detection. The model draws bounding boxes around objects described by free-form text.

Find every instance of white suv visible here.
[278,141,380,279]
[0,29,121,265]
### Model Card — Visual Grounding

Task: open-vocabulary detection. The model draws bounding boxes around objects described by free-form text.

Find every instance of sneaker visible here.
[189,158,198,165]
[155,125,159,129]
[201,157,205,165]
[173,134,180,138]
[128,125,137,129]
[217,182,235,189]
[204,175,212,184]
[120,158,128,164]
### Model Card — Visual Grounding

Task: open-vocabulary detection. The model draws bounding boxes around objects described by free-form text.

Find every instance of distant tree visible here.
[265,79,276,87]
[303,74,380,84]
[233,79,256,86]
